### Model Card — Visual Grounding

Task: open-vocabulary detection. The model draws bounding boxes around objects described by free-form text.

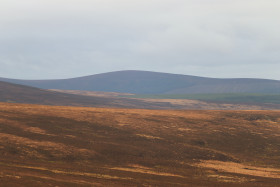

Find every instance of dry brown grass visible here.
[0,102,280,186]
[109,166,184,178]
[49,89,279,110]
[195,160,280,179]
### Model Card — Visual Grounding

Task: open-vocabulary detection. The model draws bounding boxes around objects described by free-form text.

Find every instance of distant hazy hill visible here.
[1,80,280,110]
[0,80,111,107]
[0,81,176,109]
[1,70,280,94]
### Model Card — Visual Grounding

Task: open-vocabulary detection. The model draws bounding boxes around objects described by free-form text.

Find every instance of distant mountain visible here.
[1,70,280,94]
[1,80,280,110]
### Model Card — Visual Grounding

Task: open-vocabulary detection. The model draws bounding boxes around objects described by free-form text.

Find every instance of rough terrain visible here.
[0,102,280,186]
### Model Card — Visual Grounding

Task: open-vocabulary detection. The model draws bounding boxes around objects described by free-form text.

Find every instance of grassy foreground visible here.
[0,102,280,186]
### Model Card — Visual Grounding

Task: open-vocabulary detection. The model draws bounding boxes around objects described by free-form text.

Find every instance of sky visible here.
[0,0,280,80]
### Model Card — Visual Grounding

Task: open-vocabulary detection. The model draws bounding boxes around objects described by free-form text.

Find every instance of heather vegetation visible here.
[0,102,280,186]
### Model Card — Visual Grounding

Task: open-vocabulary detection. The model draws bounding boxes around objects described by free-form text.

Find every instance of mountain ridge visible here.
[1,70,280,94]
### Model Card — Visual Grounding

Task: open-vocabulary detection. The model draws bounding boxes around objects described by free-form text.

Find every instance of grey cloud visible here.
[0,0,280,79]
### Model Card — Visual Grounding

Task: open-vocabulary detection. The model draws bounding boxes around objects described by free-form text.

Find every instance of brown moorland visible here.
[49,89,280,110]
[0,102,280,186]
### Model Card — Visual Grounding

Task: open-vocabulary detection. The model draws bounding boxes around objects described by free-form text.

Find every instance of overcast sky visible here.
[0,0,280,80]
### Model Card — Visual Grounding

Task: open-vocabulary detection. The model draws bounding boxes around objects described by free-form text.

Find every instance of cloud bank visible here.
[0,0,280,79]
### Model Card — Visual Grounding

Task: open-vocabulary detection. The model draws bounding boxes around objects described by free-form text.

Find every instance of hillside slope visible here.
[0,103,280,186]
[1,70,280,94]
[2,80,280,110]
[0,81,175,109]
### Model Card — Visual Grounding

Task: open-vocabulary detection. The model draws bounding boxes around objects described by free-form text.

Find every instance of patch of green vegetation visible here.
[122,93,280,104]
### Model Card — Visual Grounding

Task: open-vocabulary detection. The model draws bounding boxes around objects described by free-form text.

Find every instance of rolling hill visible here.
[0,80,178,109]
[1,70,280,94]
[2,80,280,110]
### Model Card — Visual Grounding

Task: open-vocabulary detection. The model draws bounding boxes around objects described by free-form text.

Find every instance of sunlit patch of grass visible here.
[136,134,163,140]
[0,161,132,180]
[194,160,280,179]
[109,165,184,178]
